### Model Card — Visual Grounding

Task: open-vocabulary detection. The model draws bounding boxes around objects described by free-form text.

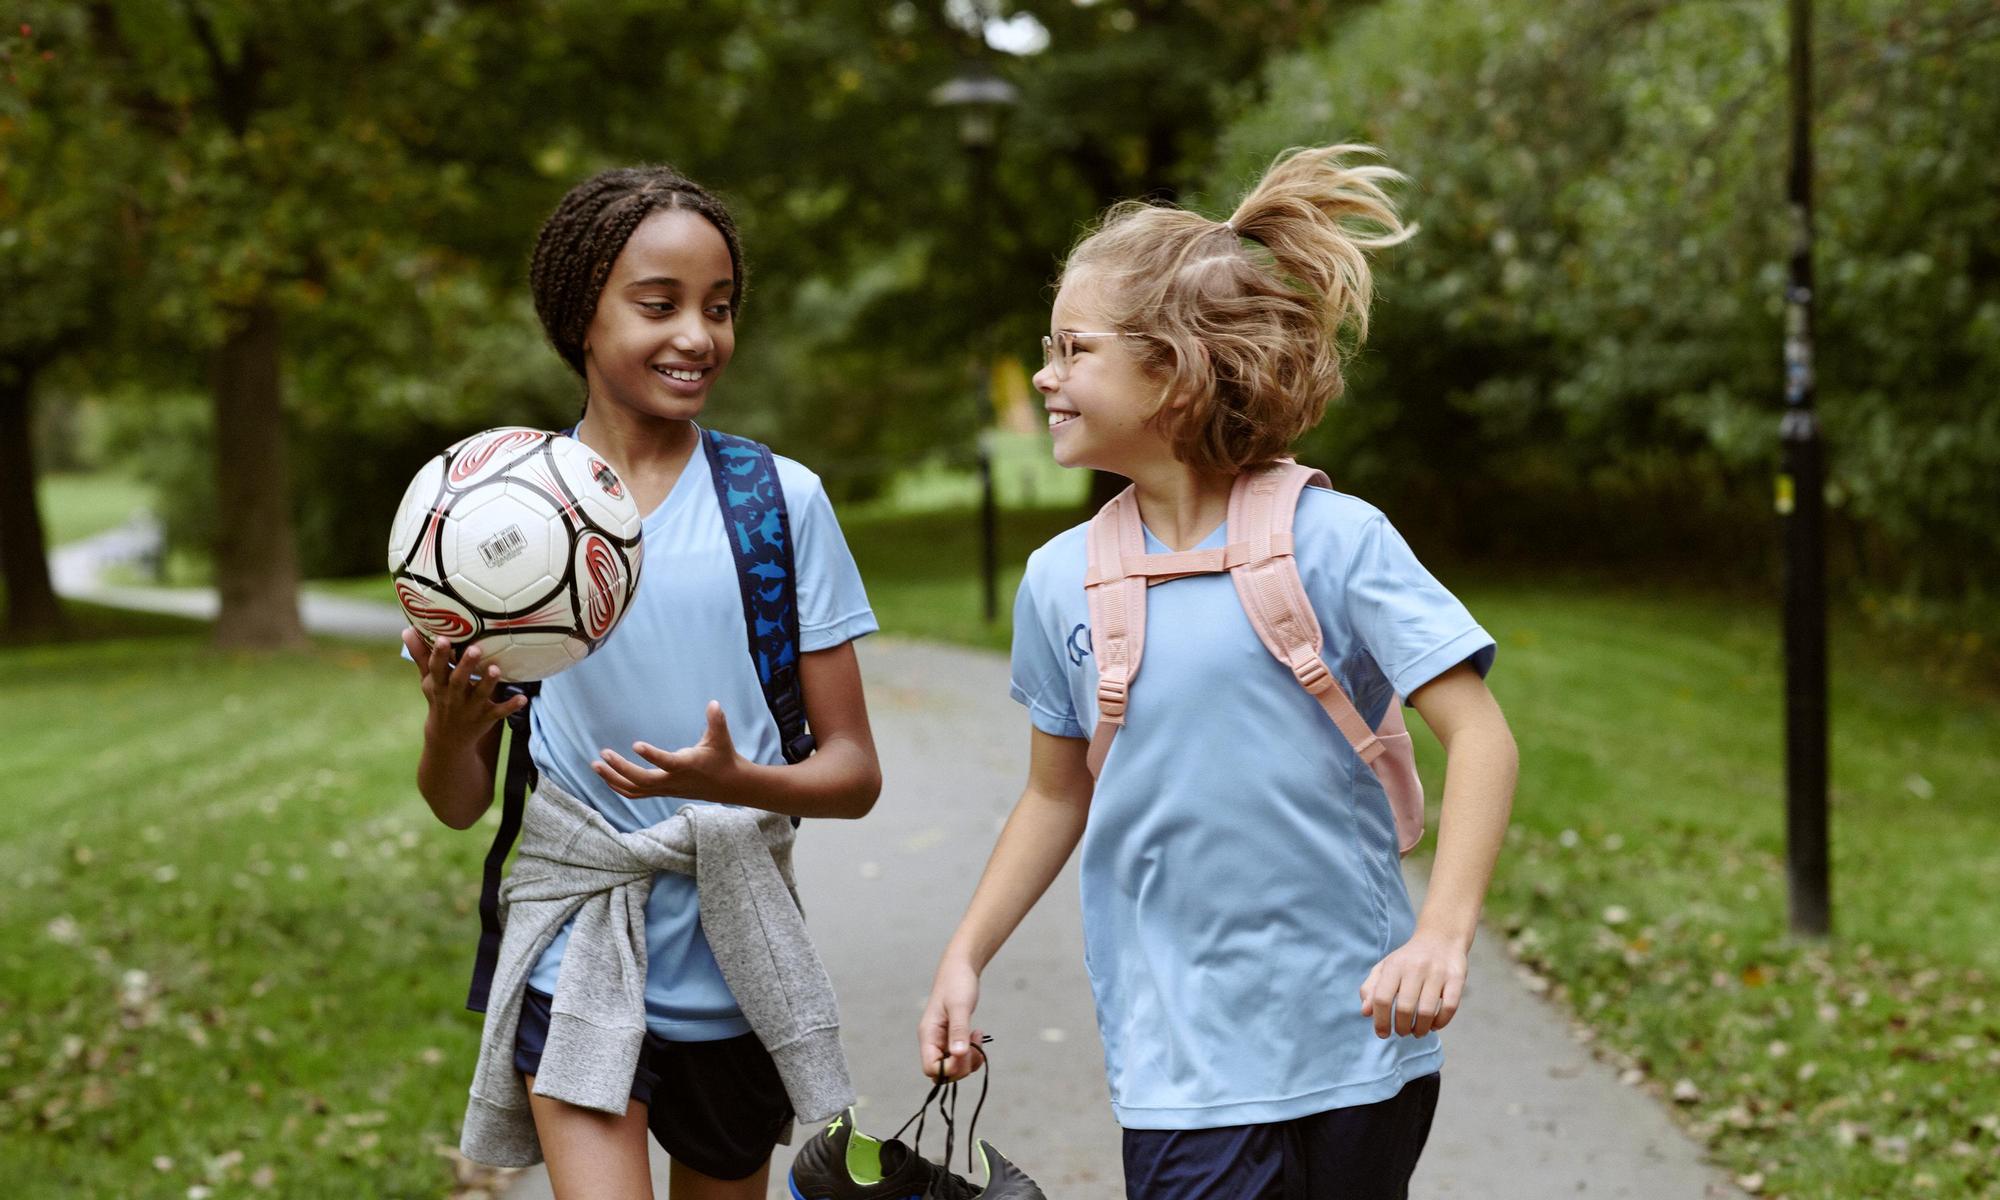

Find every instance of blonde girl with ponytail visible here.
[919,146,1518,1199]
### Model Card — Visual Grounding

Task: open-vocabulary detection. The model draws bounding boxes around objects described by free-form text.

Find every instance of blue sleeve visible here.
[1344,515,1496,700]
[788,473,879,652]
[1007,568,1087,739]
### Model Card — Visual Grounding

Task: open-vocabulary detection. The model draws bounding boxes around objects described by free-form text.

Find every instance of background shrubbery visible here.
[1213,0,1999,611]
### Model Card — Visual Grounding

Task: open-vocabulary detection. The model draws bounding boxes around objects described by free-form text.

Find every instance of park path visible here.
[50,515,410,639]
[51,525,1747,1198]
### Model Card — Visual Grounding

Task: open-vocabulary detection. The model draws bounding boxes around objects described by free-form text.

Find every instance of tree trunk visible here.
[0,369,66,639]
[210,300,307,649]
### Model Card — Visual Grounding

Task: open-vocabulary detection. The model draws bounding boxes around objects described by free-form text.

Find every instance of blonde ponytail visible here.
[1061,144,1413,474]
[1226,144,1413,346]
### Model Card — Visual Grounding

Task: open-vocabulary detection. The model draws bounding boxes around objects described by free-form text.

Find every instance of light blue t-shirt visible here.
[1009,486,1495,1129]
[525,440,877,1040]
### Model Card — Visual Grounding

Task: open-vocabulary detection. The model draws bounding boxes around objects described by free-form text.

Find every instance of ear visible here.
[1161,339,1212,411]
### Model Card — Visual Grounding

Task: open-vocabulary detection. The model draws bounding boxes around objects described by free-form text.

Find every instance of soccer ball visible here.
[387,427,643,681]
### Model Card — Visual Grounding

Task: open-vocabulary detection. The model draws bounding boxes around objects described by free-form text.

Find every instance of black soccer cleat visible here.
[970,1139,1048,1200]
[789,1108,972,1200]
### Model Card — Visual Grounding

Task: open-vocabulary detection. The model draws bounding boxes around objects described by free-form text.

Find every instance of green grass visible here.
[36,474,154,548]
[1444,580,2000,1198]
[0,604,509,1198]
[847,431,1089,516]
[9,502,1998,1198]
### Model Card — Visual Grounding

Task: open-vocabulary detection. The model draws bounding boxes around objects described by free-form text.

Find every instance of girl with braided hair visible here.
[406,165,883,1198]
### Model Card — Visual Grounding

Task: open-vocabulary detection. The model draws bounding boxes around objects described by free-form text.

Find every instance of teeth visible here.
[1047,411,1078,427]
[658,367,704,382]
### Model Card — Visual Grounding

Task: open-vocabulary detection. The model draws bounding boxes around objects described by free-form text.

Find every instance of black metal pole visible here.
[971,138,1001,625]
[979,435,999,623]
[1780,0,1831,938]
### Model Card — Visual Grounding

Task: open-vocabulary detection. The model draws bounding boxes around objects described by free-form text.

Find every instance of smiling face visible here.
[1031,272,1172,475]
[581,208,737,422]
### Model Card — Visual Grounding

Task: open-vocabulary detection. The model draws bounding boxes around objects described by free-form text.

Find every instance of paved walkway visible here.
[51,527,1746,1198]
[51,517,409,639]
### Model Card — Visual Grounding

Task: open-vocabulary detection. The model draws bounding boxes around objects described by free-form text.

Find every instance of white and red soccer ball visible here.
[387,427,643,681]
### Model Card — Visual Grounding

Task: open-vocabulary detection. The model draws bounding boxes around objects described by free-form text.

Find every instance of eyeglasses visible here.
[1040,330,1130,381]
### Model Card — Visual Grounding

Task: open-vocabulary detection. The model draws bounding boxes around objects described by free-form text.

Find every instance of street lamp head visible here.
[930,64,1019,150]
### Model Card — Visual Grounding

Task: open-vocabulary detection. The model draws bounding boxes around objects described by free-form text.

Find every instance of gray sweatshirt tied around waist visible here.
[458,779,855,1167]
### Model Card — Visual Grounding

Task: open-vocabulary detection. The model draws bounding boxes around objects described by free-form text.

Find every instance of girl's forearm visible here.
[418,720,501,830]
[942,787,1090,974]
[729,734,883,820]
[1415,719,1518,949]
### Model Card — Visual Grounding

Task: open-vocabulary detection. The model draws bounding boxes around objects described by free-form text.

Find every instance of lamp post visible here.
[1780,0,1830,938]
[931,63,1018,625]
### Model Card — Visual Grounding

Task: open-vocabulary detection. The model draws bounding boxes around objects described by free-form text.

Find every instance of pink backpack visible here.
[1083,461,1427,856]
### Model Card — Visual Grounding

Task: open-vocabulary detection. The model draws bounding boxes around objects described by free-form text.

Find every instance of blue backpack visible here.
[465,428,812,1013]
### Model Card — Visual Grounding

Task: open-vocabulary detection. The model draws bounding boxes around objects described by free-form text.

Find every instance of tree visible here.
[77,0,622,645]
[37,0,1386,608]
[0,9,131,638]
[638,0,1360,504]
[1215,0,2000,595]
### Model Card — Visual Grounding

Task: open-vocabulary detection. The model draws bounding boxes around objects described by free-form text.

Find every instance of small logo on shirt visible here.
[1066,622,1093,665]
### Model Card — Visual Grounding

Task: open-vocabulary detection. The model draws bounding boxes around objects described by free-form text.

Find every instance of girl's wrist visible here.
[713,752,756,801]
[1414,916,1478,952]
[424,716,485,754]
[939,937,990,977]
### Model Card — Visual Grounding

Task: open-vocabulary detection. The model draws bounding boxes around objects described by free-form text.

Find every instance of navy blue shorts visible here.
[512,987,792,1180]
[1122,1073,1441,1200]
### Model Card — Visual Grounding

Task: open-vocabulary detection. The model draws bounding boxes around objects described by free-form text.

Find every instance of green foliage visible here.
[1217,0,2000,603]
[658,0,1352,480]
[29,1,1360,575]
[0,8,133,377]
[98,392,216,566]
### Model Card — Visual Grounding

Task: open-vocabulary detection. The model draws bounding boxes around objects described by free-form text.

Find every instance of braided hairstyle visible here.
[528,165,746,387]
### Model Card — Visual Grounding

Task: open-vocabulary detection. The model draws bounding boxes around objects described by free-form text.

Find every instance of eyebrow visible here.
[623,276,735,291]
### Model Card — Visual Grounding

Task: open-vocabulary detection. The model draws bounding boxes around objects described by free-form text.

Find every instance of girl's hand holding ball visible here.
[403,628,526,747]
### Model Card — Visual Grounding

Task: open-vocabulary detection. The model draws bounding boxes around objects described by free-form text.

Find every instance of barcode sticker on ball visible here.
[479,525,529,570]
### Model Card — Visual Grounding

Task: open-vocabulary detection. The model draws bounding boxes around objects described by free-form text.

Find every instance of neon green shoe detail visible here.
[845,1127,885,1186]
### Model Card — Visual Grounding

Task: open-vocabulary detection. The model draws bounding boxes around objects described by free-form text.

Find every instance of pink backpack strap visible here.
[1083,485,1149,777]
[1077,465,1426,854]
[1227,463,1426,854]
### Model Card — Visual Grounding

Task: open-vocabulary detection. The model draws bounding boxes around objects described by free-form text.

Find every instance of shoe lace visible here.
[892,1033,994,1181]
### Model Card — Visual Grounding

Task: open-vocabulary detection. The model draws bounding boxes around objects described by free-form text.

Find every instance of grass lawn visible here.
[0,604,510,1198]
[5,500,1996,1198]
[36,474,154,548]
[1458,579,1999,1198]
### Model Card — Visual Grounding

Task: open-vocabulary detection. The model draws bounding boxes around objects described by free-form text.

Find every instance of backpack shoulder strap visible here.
[1083,484,1148,777]
[1225,463,1389,767]
[466,681,539,1012]
[701,428,815,766]
[1227,462,1428,853]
